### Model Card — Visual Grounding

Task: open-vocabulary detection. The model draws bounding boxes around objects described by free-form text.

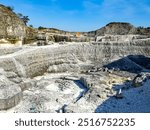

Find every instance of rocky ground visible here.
[0,65,150,113]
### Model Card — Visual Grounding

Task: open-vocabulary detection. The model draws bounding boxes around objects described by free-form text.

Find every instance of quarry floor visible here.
[0,72,150,113]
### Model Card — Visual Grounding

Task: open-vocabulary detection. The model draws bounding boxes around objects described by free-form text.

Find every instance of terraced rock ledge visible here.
[0,40,150,113]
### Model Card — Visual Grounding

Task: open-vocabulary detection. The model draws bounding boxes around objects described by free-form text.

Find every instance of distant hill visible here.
[88,22,150,36]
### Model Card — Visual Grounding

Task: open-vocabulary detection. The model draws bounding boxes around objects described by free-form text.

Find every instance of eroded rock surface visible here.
[0,4,26,39]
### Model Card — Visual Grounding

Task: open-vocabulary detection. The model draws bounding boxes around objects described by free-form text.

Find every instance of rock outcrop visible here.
[88,22,150,36]
[0,4,26,40]
[96,22,136,35]
[132,72,150,87]
[0,69,22,110]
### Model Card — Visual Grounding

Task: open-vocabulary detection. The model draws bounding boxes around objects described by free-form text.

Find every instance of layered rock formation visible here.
[0,38,150,78]
[0,4,26,44]
[0,39,149,111]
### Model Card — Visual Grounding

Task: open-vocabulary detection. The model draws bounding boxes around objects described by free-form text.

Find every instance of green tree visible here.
[38,26,46,30]
[6,6,14,11]
[29,25,33,28]
[21,16,30,25]
[17,13,23,18]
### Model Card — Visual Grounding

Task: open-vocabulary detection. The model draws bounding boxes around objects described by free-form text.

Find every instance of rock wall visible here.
[34,29,93,44]
[0,4,26,39]
[0,39,150,78]
[96,35,149,42]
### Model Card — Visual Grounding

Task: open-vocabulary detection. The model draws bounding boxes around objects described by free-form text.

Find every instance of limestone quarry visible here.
[0,4,150,113]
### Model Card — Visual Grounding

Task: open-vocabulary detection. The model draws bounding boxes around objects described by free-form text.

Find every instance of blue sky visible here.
[1,0,150,31]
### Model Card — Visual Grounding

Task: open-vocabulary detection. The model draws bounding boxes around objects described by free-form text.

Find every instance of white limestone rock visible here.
[0,75,22,110]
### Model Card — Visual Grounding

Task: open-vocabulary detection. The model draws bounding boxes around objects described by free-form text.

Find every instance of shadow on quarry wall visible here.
[103,55,150,73]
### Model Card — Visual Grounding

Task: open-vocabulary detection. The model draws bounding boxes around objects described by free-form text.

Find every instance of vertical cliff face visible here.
[0,4,26,39]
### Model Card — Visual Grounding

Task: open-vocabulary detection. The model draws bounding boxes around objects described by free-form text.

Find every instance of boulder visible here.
[132,72,150,87]
[0,75,22,110]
